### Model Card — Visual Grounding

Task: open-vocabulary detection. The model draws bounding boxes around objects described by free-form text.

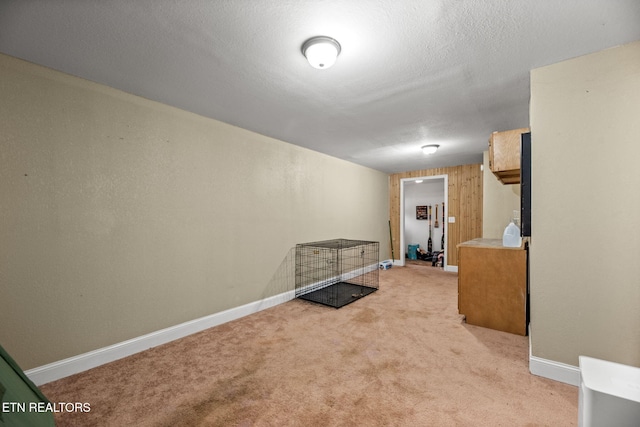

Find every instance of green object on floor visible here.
[0,344,55,427]
[408,244,419,260]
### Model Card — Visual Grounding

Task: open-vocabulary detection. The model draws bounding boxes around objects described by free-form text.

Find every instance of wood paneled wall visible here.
[389,164,483,266]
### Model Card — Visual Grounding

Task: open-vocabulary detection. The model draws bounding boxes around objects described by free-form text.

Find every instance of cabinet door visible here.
[489,127,529,184]
[458,246,527,335]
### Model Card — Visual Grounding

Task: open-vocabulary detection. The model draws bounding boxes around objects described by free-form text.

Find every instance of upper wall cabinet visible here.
[488,127,530,184]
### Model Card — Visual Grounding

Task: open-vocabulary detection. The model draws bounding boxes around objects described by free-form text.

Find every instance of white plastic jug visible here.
[502,221,522,247]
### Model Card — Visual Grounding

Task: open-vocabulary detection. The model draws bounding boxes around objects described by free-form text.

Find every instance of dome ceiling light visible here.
[301,36,341,69]
[421,144,440,155]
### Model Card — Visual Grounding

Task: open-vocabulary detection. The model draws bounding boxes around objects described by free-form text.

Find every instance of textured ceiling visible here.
[1,1,639,173]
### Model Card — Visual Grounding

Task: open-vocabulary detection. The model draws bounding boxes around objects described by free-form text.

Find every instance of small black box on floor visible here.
[295,239,379,308]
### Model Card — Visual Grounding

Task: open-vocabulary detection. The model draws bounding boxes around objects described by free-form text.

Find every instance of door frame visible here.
[399,174,449,269]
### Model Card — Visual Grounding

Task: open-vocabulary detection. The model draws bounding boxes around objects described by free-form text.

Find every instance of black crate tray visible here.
[297,282,377,308]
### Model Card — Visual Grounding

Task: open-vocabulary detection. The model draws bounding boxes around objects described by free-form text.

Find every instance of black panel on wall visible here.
[521,132,531,237]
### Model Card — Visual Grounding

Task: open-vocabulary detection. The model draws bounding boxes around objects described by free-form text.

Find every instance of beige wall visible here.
[482,151,520,239]
[0,54,390,369]
[530,41,640,367]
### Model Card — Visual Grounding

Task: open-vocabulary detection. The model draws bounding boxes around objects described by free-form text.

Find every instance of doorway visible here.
[399,175,448,269]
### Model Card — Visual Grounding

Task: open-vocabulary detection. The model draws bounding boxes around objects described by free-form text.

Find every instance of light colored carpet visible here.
[41,264,578,426]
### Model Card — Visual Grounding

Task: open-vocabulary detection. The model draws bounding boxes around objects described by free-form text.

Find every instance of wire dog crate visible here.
[295,239,379,308]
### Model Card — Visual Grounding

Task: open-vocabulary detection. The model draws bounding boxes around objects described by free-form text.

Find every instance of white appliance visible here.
[578,356,640,426]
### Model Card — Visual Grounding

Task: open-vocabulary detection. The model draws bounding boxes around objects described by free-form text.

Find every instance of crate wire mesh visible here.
[295,239,379,308]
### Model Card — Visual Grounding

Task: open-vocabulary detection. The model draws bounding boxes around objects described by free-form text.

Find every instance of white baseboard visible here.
[25,285,580,389]
[529,355,580,386]
[25,290,296,386]
[527,326,580,386]
[390,259,458,273]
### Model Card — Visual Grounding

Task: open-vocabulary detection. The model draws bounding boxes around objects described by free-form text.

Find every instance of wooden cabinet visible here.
[457,239,527,335]
[488,127,530,184]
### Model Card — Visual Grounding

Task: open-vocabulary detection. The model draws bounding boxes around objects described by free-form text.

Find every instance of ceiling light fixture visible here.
[421,144,440,155]
[301,36,341,69]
